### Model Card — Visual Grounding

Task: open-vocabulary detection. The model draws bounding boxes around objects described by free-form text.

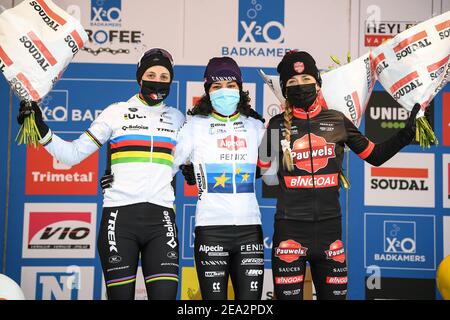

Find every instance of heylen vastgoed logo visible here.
[364,153,434,208]
[364,20,415,47]
[364,213,435,270]
[22,203,97,259]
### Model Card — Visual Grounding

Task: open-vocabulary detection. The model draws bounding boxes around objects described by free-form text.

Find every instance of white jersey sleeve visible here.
[38,104,115,166]
[172,117,196,175]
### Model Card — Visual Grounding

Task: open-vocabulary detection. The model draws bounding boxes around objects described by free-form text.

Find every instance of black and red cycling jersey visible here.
[258,99,414,222]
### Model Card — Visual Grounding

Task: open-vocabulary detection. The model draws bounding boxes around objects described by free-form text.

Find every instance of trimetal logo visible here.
[238,0,284,43]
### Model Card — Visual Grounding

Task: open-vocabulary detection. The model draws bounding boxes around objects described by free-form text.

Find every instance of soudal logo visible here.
[344,92,362,125]
[372,52,389,76]
[20,31,57,72]
[291,134,336,173]
[364,21,415,47]
[435,19,450,40]
[394,31,432,61]
[8,74,38,101]
[275,275,304,285]
[27,211,92,250]
[29,0,67,31]
[389,71,423,101]
[217,135,247,151]
[0,46,13,73]
[25,143,98,195]
[275,240,308,263]
[371,167,429,191]
[427,55,449,81]
[325,240,346,263]
[444,93,450,146]
[284,173,339,189]
[64,31,85,57]
[326,276,348,285]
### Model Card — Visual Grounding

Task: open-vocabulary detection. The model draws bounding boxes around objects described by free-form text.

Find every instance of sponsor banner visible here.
[25,132,98,195]
[364,213,436,270]
[444,216,450,258]
[364,152,435,208]
[365,277,436,300]
[444,154,450,209]
[444,93,450,146]
[365,91,434,144]
[182,204,196,260]
[275,274,304,285]
[22,203,97,259]
[21,266,94,300]
[284,173,339,189]
[101,267,147,300]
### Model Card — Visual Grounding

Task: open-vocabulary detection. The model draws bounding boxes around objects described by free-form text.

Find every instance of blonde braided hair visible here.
[282,102,294,172]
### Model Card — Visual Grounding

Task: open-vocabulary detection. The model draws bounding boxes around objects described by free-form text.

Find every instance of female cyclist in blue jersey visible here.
[17,48,185,300]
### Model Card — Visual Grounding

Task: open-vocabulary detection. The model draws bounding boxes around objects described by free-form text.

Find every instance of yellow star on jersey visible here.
[235,167,242,175]
[213,172,230,188]
[241,173,250,182]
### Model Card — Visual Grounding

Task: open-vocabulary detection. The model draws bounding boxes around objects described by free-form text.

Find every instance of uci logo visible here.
[91,0,121,23]
[238,0,285,43]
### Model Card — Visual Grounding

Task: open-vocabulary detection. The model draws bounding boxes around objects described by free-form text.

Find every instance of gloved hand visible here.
[100,170,114,192]
[180,163,196,185]
[398,103,420,144]
[17,100,49,137]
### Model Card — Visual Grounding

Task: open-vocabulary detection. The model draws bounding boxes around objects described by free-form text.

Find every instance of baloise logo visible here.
[238,0,285,43]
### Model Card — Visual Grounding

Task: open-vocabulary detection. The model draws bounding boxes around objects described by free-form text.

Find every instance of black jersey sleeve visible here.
[344,116,414,167]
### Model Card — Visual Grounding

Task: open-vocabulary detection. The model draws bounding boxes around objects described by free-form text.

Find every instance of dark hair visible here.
[188,90,264,123]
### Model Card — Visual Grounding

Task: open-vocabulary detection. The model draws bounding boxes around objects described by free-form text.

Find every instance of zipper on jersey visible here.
[306,113,318,221]
[228,116,237,195]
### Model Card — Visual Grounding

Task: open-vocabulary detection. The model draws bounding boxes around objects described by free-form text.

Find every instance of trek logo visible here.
[291,134,336,173]
[389,71,423,101]
[91,0,121,25]
[435,19,450,40]
[217,135,247,151]
[275,240,307,263]
[163,211,177,249]
[108,210,118,253]
[238,0,284,43]
[326,276,348,285]
[22,203,97,259]
[20,32,57,72]
[29,0,66,31]
[325,240,346,263]
[275,275,304,285]
[364,21,415,47]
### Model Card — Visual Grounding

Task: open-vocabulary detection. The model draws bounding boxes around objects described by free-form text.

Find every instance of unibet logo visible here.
[291,134,336,173]
[369,106,409,129]
[199,245,223,254]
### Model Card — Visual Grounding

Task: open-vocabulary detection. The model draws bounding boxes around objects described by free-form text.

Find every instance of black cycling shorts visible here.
[272,217,347,300]
[97,202,179,300]
[194,224,264,300]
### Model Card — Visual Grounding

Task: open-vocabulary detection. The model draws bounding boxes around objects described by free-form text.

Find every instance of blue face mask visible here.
[210,88,240,116]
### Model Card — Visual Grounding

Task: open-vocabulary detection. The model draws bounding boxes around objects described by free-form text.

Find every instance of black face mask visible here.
[140,80,171,106]
[286,84,318,111]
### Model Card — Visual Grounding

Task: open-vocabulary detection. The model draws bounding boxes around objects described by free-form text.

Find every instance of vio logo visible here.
[384,221,416,254]
[238,0,285,43]
[91,0,122,23]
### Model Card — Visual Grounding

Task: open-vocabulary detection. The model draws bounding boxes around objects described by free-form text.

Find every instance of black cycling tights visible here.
[272,217,348,300]
[98,202,179,300]
[194,225,264,300]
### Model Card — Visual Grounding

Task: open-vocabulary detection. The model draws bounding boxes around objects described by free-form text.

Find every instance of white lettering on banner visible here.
[31,171,93,183]
[374,254,426,262]
[284,174,338,189]
[222,47,295,58]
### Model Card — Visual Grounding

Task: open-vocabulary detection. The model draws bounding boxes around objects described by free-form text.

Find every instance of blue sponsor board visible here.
[182,204,196,260]
[364,213,436,270]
